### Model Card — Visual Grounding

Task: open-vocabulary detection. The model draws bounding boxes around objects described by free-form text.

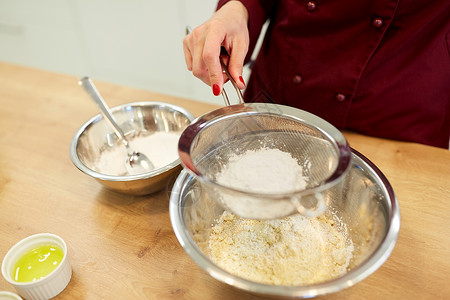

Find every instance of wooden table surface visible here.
[0,62,449,299]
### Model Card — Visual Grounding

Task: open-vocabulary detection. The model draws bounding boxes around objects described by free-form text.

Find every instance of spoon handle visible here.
[78,77,129,147]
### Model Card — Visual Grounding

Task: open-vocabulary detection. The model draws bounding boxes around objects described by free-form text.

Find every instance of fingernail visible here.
[239,76,245,87]
[212,84,221,96]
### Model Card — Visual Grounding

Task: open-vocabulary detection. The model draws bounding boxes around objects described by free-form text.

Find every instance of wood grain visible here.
[0,62,449,299]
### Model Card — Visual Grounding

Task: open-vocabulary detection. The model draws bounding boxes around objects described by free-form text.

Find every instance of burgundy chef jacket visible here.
[217,0,450,148]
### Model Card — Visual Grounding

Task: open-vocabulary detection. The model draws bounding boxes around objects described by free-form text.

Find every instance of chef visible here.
[183,0,450,148]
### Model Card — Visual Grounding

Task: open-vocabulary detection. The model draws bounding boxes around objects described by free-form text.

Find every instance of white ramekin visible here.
[0,291,22,299]
[1,233,72,300]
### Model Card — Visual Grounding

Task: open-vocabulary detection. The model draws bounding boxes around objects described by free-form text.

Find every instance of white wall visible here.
[0,0,246,104]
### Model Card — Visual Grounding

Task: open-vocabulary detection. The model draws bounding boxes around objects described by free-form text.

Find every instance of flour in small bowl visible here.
[94,131,180,176]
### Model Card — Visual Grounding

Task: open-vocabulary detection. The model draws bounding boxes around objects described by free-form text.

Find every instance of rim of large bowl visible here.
[169,149,400,298]
[178,103,353,199]
[69,101,195,181]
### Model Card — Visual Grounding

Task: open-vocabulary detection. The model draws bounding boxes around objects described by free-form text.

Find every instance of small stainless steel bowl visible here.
[170,149,400,298]
[70,101,194,195]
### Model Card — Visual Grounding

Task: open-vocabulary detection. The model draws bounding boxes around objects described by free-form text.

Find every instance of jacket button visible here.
[336,93,346,102]
[372,17,384,27]
[306,1,317,11]
[293,75,302,84]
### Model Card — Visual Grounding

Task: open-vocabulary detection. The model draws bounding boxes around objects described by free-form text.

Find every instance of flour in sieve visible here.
[214,148,308,218]
[94,131,180,176]
[216,148,307,193]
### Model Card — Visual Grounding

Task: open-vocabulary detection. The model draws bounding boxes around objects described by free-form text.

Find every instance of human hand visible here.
[183,1,249,96]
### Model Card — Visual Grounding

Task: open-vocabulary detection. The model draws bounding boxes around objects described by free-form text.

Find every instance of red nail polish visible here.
[239,76,245,86]
[212,84,221,96]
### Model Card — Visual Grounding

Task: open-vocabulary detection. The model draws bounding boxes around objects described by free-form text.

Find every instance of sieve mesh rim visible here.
[178,103,352,197]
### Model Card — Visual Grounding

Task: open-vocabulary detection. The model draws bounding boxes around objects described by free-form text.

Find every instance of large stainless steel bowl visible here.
[169,149,400,298]
[70,101,194,195]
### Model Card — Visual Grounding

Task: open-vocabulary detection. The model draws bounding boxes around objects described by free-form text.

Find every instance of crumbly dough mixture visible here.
[208,211,354,286]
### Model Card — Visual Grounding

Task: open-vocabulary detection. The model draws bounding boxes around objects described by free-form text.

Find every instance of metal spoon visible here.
[78,77,154,174]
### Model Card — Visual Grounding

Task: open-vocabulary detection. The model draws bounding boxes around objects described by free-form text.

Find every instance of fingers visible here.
[183,29,247,95]
[182,1,249,96]
[227,38,248,89]
[184,28,212,87]
[182,36,192,71]
[185,25,229,96]
[203,28,226,95]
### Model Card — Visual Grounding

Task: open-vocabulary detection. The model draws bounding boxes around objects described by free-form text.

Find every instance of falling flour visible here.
[94,131,180,176]
[208,211,354,286]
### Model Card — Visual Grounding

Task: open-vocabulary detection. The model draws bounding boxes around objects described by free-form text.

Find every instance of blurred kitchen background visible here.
[0,0,257,105]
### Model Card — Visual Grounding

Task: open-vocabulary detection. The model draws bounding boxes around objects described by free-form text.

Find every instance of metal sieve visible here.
[178,99,352,219]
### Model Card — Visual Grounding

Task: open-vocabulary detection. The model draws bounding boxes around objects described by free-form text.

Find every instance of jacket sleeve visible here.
[217,0,275,63]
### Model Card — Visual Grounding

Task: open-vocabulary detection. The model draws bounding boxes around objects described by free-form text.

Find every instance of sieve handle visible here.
[219,54,245,105]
